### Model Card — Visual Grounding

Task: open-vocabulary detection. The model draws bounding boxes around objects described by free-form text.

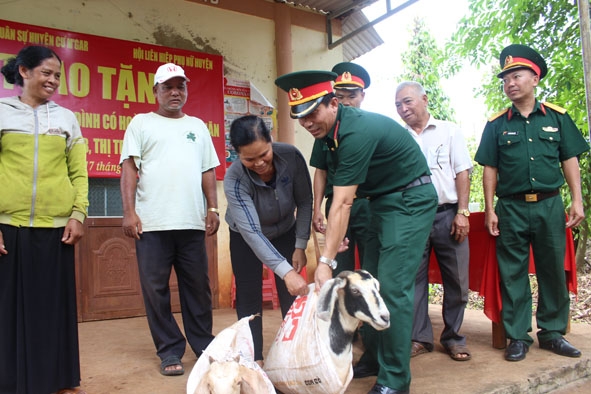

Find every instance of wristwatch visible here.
[319,256,338,269]
[457,209,470,217]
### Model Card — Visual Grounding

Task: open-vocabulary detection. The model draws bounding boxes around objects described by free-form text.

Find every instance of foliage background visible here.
[398,0,590,267]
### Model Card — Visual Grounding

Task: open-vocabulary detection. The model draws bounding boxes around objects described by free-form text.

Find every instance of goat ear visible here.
[316,277,346,321]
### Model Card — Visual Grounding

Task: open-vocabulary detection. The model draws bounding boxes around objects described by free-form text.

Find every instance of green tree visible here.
[448,0,590,269]
[397,17,456,122]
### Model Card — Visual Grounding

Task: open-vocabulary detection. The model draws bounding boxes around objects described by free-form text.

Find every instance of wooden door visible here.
[75,217,218,321]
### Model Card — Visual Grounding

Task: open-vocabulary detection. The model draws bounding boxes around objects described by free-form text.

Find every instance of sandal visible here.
[411,341,430,357]
[445,344,472,361]
[57,389,88,394]
[160,355,184,376]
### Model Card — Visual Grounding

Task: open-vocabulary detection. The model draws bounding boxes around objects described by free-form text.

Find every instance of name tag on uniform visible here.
[503,131,519,136]
[542,126,559,132]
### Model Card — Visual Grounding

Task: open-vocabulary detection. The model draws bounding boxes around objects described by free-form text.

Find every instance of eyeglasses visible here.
[435,144,443,169]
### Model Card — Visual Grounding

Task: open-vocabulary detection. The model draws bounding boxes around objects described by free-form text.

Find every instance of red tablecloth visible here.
[428,212,577,324]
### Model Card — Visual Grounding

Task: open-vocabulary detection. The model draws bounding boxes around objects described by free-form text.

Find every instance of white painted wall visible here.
[1,0,343,306]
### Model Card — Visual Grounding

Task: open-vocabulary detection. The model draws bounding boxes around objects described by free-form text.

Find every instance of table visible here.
[427,212,577,348]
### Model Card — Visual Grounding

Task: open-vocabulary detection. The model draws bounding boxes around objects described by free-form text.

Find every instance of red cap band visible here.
[502,56,541,77]
[334,72,365,89]
[288,80,333,106]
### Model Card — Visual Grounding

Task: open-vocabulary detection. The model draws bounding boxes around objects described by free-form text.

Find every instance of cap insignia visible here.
[341,71,353,83]
[289,88,303,102]
[504,55,514,67]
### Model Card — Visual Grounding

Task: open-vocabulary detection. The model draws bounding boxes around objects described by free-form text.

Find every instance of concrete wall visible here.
[1,0,342,307]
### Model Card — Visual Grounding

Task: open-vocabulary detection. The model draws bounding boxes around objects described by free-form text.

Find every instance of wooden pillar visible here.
[274,2,294,144]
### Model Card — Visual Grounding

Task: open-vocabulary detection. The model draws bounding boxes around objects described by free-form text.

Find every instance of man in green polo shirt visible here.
[475,44,589,362]
[276,70,437,394]
[309,62,372,276]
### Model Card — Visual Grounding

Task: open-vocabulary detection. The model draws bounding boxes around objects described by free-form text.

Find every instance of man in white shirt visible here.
[395,81,473,361]
[120,63,220,376]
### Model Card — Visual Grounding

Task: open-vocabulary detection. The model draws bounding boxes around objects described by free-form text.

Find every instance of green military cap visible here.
[497,44,547,79]
[275,70,337,119]
[332,62,371,90]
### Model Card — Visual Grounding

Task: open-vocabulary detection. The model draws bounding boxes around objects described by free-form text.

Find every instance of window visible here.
[88,178,123,216]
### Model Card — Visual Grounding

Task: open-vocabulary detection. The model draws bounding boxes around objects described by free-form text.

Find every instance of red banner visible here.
[0,19,225,179]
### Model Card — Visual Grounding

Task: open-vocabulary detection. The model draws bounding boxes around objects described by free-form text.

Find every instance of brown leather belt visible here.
[507,189,559,203]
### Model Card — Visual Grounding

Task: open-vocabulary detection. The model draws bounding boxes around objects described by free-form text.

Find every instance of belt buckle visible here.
[525,193,538,202]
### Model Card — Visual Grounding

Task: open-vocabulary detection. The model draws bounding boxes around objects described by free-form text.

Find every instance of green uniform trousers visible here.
[360,183,437,391]
[496,195,569,345]
[325,196,371,275]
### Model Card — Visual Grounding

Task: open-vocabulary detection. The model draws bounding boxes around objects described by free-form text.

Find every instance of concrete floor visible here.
[78,304,591,394]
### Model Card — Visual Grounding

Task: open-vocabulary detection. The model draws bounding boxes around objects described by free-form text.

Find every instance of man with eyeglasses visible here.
[475,44,589,362]
[395,81,473,362]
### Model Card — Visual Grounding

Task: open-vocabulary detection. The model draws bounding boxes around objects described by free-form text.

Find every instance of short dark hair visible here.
[229,115,271,153]
[320,92,336,107]
[0,46,61,87]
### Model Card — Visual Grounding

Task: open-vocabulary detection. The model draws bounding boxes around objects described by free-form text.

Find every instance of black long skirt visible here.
[0,224,81,394]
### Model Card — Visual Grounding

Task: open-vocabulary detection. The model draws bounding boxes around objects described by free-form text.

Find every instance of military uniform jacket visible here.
[310,138,336,197]
[320,105,430,198]
[475,100,589,197]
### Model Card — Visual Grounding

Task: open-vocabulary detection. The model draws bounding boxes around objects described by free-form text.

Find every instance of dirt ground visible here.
[77,304,591,394]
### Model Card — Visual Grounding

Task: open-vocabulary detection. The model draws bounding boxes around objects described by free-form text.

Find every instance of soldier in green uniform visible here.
[475,44,589,362]
[276,70,438,394]
[309,62,372,276]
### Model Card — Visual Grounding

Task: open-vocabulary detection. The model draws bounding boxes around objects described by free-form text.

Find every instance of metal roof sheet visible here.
[277,0,380,60]
[277,0,417,61]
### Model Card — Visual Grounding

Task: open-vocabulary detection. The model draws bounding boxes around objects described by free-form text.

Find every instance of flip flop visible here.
[445,344,472,361]
[411,341,430,357]
[160,355,184,376]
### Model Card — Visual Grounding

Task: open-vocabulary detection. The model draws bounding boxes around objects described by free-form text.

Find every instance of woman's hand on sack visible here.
[284,270,308,296]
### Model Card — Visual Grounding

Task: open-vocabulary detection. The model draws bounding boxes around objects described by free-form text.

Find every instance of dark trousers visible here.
[412,207,469,350]
[0,225,80,394]
[496,195,569,345]
[229,226,296,361]
[135,230,214,362]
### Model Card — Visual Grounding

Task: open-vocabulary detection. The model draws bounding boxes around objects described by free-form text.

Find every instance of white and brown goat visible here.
[316,270,390,383]
[194,355,272,394]
[264,270,390,394]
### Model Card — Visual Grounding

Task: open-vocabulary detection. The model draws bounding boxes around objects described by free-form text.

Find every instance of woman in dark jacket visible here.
[223,115,312,364]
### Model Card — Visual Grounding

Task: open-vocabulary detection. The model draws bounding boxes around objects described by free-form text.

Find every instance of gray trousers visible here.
[411,206,469,350]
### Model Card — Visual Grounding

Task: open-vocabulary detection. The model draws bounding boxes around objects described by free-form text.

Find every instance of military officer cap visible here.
[497,44,547,79]
[275,70,337,119]
[332,62,371,90]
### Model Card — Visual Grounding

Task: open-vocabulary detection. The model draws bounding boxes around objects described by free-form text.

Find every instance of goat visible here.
[187,316,276,394]
[264,270,390,394]
[194,355,272,394]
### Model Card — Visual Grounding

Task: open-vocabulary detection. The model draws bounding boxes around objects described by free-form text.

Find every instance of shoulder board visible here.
[488,108,509,122]
[543,102,567,114]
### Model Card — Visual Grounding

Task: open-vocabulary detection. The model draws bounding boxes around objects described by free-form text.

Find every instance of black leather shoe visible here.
[353,362,379,378]
[367,383,409,394]
[539,337,581,358]
[504,340,528,361]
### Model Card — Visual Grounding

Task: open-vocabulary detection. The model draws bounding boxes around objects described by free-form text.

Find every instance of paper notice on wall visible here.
[224,78,276,167]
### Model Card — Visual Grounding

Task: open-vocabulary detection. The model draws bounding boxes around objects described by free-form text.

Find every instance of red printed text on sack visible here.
[280,295,307,341]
